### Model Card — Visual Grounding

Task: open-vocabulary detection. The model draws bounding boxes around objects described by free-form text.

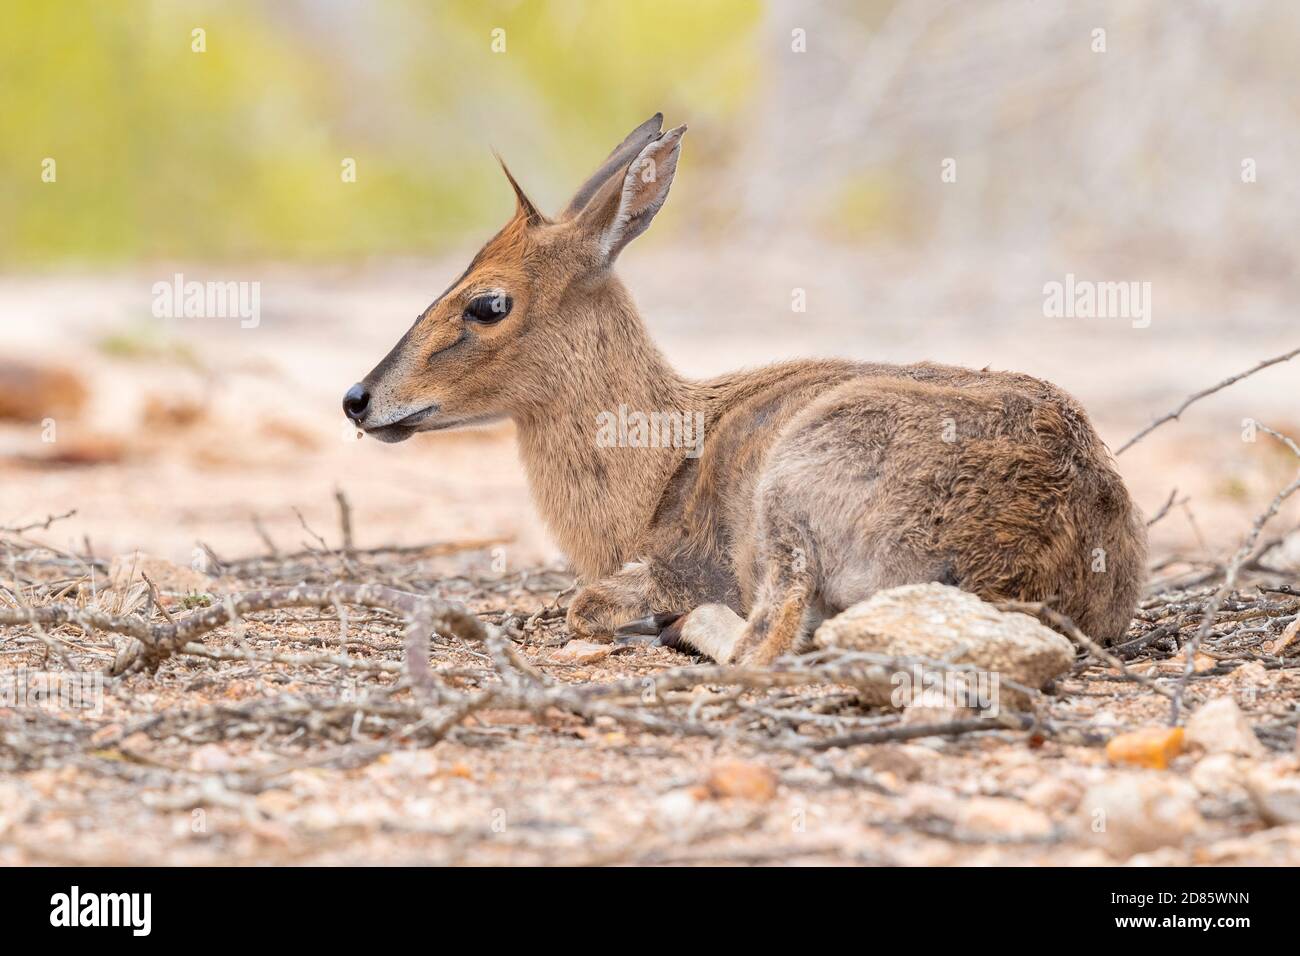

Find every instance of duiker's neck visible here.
[513,277,692,580]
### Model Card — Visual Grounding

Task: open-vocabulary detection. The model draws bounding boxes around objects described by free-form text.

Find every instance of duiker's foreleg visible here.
[567,560,684,641]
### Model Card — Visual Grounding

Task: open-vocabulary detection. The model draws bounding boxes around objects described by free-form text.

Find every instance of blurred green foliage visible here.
[96,320,201,368]
[0,0,760,265]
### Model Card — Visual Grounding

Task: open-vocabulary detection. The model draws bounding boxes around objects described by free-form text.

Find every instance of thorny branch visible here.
[0,583,518,687]
[0,508,78,536]
[1116,345,1300,455]
[0,571,1093,756]
[5,564,1270,761]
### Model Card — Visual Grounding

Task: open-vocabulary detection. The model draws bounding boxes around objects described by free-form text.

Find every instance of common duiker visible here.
[345,114,1146,665]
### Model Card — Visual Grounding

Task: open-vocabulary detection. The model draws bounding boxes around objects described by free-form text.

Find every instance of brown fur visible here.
[347,116,1147,665]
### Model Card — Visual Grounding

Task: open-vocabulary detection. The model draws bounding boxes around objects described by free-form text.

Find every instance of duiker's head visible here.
[343,114,685,442]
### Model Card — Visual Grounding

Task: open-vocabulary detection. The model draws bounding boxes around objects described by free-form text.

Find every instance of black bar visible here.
[0,866,1267,940]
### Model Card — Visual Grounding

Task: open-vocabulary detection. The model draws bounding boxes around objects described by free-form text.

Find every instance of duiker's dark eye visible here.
[464,293,512,324]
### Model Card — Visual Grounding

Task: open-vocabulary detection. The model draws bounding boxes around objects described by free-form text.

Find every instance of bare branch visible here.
[1116,346,1300,455]
[1145,487,1180,527]
[334,486,355,553]
[0,509,77,536]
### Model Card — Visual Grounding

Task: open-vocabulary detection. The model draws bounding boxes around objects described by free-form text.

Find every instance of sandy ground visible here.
[1,544,1298,867]
[1,242,1298,865]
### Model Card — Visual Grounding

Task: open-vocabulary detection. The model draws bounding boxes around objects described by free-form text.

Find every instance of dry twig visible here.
[1116,346,1300,455]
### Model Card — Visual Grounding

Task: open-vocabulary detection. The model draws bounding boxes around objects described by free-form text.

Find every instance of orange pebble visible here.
[1105,726,1185,769]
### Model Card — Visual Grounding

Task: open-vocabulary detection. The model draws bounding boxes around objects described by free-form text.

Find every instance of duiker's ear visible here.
[561,113,663,219]
[495,154,549,226]
[575,124,686,266]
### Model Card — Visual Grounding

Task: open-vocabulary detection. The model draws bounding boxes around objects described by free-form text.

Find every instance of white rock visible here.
[1079,775,1203,858]
[813,583,1075,708]
[365,749,439,779]
[1023,777,1083,812]
[341,798,397,825]
[0,783,32,838]
[957,796,1054,838]
[861,746,925,781]
[109,552,212,594]
[1190,753,1248,799]
[1185,696,1266,757]
[899,702,970,727]
[652,788,711,832]
[898,744,942,765]
[1257,527,1300,573]
[552,639,613,665]
[1227,660,1270,688]
[299,804,343,831]
[1244,766,1300,826]
[188,743,237,772]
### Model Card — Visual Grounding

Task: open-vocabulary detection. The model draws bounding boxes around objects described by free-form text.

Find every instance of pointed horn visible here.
[494,153,548,226]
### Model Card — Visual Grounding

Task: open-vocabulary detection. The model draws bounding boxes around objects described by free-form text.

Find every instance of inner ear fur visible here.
[576,124,686,263]
[561,113,664,220]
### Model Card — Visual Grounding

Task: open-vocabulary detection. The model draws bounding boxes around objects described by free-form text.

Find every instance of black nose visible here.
[343,384,370,422]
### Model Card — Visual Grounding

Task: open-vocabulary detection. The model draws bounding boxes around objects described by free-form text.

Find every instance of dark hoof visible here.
[655,613,690,652]
[614,611,684,646]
